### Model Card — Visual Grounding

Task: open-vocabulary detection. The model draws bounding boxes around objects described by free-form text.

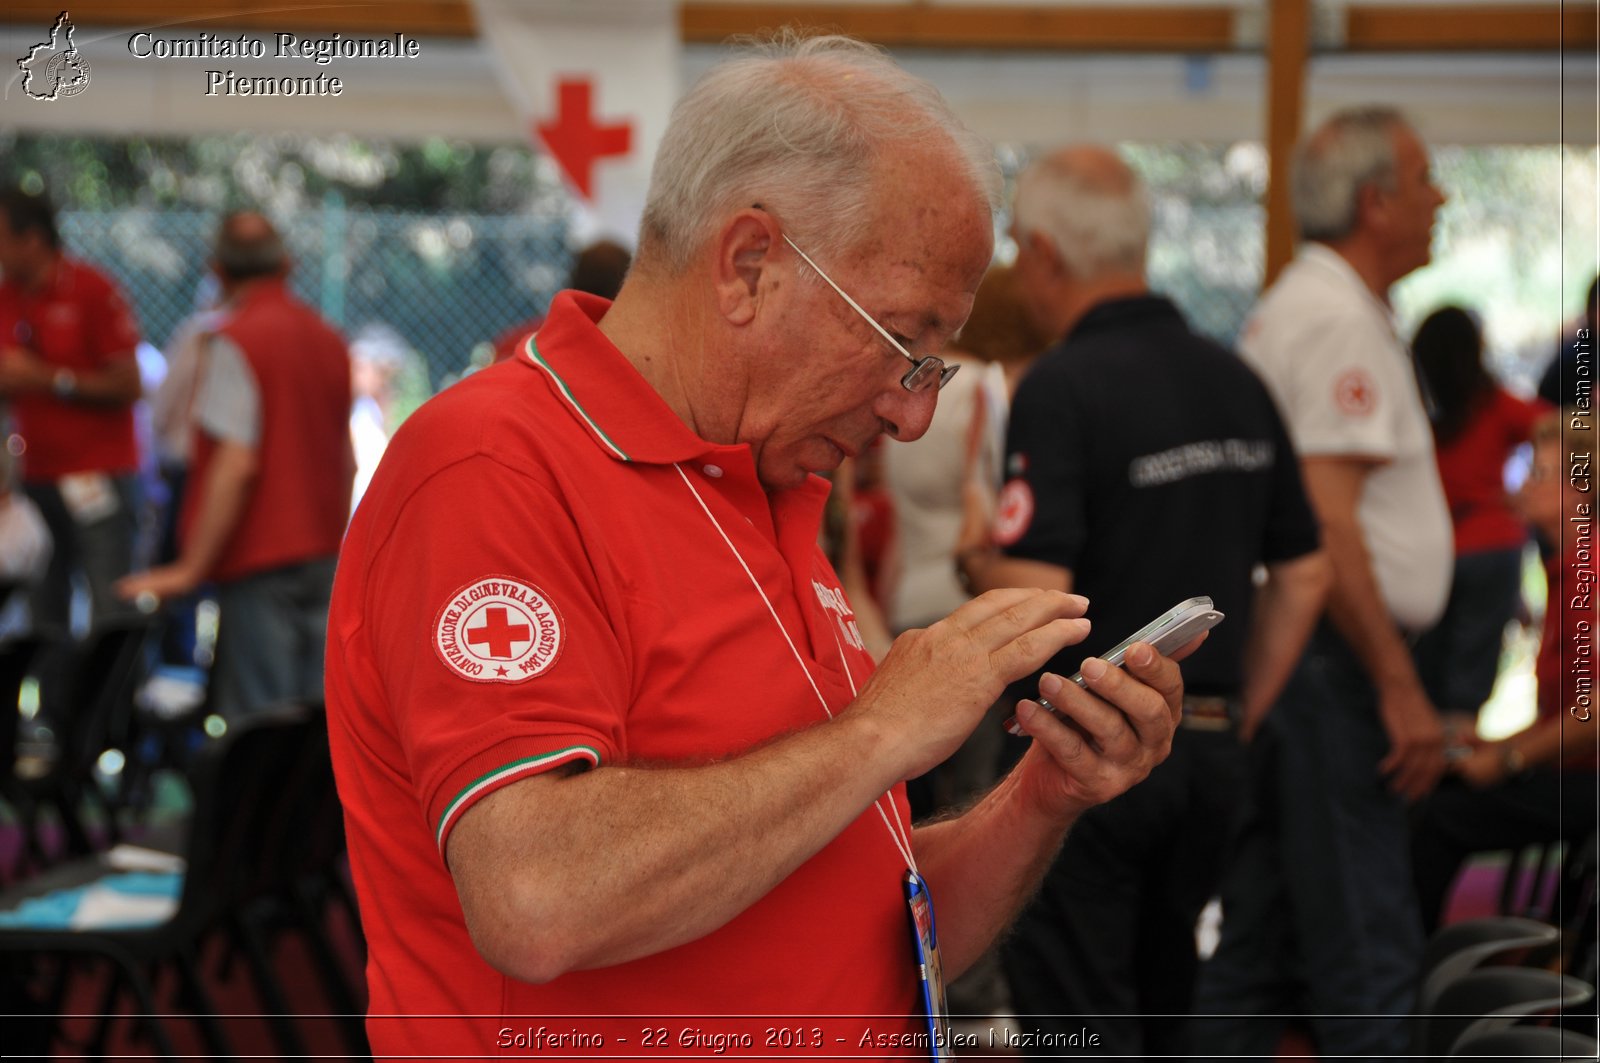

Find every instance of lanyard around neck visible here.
[671,462,919,873]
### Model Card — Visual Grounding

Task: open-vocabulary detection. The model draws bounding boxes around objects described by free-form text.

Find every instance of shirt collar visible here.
[228,276,291,312]
[1298,242,1400,333]
[1065,293,1183,343]
[519,290,734,467]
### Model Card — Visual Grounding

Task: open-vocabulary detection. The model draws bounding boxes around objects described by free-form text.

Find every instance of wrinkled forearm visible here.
[911,758,1078,977]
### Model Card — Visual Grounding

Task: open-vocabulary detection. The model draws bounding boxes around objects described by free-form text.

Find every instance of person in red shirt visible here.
[324,34,1188,1058]
[118,213,352,718]
[1412,305,1550,720]
[0,186,144,646]
[490,239,632,364]
[1411,409,1597,930]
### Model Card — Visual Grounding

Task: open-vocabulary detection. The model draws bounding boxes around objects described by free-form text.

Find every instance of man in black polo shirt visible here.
[959,145,1329,1054]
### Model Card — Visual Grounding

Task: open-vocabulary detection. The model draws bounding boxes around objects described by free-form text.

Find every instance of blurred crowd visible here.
[817,112,1596,1053]
[1,92,1595,1056]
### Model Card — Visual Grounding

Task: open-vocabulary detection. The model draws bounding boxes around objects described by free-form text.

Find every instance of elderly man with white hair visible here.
[324,34,1188,1056]
[1194,106,1451,1060]
[958,144,1328,1056]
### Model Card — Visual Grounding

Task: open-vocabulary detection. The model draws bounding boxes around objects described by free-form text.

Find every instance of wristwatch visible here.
[51,368,78,398]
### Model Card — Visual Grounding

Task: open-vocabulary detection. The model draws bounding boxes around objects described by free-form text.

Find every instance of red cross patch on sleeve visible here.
[992,479,1035,547]
[1333,368,1379,417]
[434,576,564,683]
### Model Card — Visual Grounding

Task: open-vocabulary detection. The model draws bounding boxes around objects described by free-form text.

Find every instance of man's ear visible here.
[713,209,777,326]
[1355,180,1389,236]
[1027,230,1068,284]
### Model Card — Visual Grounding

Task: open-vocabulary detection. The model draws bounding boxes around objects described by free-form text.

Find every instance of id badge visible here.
[903,869,951,1060]
[58,472,119,525]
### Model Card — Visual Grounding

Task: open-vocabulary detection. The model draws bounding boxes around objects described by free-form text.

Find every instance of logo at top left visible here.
[18,11,91,101]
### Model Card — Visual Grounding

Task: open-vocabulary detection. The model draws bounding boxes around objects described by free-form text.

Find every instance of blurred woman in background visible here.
[1411,305,1549,722]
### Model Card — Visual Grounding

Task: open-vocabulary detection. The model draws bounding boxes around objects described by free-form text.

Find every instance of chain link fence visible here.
[56,143,1597,419]
[62,200,572,401]
[59,141,1264,414]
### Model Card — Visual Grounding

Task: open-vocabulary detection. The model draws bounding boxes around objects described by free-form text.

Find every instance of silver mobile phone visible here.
[1003,596,1225,736]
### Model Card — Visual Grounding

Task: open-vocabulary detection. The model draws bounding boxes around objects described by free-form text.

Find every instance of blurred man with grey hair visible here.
[959,145,1328,1055]
[1194,107,1450,1058]
[322,36,1188,1056]
[119,212,353,718]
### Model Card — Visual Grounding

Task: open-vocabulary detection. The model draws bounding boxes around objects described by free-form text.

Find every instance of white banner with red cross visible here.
[470,0,680,246]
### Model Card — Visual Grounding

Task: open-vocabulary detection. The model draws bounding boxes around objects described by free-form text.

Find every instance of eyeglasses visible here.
[781,233,958,393]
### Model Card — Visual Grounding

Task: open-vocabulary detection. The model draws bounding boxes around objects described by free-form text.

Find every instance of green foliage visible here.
[1,132,577,393]
[1394,145,1599,382]
[0,131,567,215]
[8,131,1594,397]
[1129,142,1594,380]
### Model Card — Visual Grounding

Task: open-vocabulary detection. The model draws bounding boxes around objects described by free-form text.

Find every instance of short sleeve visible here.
[358,455,630,854]
[1255,310,1404,461]
[998,367,1088,569]
[195,336,262,446]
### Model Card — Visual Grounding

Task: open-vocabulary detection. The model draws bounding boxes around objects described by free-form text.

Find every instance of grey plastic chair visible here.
[1421,916,1563,1012]
[1423,967,1595,1057]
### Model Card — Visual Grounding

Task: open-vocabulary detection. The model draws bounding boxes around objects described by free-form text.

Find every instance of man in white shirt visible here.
[1194,107,1451,1059]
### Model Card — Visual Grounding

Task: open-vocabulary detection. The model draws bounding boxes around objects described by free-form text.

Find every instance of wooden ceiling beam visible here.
[1,2,1592,52]
[1343,4,1597,50]
[679,4,1237,51]
[0,2,479,37]
[3,1,1587,52]
[1265,0,1310,289]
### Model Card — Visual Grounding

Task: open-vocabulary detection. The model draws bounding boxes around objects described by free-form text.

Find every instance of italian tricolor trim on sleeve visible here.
[434,745,602,852]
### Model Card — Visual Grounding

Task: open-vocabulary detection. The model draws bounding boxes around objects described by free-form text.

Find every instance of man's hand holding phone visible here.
[1005,597,1223,736]
[1002,598,1221,819]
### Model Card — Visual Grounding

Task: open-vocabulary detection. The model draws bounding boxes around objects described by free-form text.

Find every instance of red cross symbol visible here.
[465,607,532,660]
[1334,369,1377,416]
[992,479,1034,546]
[535,78,633,201]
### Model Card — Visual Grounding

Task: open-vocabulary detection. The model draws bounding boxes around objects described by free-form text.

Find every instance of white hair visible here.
[1012,151,1149,280]
[1292,106,1408,242]
[638,32,1000,273]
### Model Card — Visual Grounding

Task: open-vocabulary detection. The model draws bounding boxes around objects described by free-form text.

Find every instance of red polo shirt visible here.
[1435,387,1549,554]
[327,292,921,1057]
[0,256,142,481]
[491,315,543,363]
